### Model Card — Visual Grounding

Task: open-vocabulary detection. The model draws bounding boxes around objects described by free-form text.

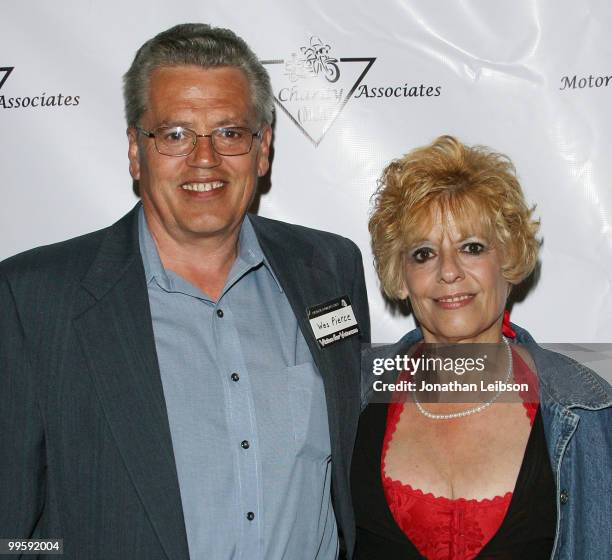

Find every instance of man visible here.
[0,23,369,560]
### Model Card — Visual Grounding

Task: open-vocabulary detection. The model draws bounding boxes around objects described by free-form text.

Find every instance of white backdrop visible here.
[2,0,611,343]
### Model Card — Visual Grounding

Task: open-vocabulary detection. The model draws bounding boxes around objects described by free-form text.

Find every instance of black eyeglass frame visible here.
[135,125,263,157]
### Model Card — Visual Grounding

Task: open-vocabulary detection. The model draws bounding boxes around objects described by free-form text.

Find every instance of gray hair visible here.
[123,23,274,127]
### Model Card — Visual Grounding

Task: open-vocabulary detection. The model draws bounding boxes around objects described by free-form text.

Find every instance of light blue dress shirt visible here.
[138,208,338,560]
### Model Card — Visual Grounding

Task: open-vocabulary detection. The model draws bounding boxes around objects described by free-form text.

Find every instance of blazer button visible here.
[246,511,255,521]
[241,440,250,449]
[560,490,569,505]
[231,372,240,382]
[216,309,224,318]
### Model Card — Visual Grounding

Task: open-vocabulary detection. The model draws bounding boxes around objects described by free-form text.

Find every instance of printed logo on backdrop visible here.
[262,36,442,146]
[559,72,611,91]
[0,67,13,90]
[262,37,376,146]
[0,67,80,109]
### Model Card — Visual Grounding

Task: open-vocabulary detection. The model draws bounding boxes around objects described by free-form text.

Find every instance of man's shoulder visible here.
[248,213,360,254]
[0,222,117,292]
[0,207,137,285]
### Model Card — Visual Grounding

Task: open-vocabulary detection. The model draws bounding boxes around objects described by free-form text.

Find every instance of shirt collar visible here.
[138,206,169,287]
[138,206,283,293]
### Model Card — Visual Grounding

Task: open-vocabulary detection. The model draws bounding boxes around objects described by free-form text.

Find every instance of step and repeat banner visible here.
[2,0,611,343]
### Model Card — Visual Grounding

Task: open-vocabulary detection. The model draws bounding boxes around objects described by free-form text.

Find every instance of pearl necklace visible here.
[412,336,512,420]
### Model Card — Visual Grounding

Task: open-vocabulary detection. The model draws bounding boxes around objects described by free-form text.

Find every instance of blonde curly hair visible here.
[369,135,541,300]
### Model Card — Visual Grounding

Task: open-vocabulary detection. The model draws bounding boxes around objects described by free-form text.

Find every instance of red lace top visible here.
[381,349,538,560]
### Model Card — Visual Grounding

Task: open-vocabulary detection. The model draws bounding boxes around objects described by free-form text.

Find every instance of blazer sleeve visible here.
[0,273,46,538]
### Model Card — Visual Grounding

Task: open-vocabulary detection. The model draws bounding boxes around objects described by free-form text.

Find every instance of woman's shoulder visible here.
[362,328,422,361]
[536,347,611,409]
[361,329,423,408]
[512,324,612,410]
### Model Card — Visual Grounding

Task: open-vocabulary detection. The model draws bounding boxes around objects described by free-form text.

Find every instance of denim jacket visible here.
[363,325,612,559]
[512,324,611,559]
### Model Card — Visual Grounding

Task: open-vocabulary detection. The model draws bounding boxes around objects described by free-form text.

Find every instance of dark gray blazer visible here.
[0,205,370,560]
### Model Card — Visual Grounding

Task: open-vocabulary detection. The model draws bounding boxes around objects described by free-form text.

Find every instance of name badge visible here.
[308,296,360,348]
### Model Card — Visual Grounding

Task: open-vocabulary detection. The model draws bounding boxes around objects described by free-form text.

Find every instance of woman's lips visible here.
[434,293,475,309]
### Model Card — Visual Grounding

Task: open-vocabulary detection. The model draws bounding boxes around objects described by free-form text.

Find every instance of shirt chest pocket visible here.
[287,362,332,461]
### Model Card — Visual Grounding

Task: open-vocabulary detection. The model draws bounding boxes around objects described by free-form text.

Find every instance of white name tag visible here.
[308,296,360,348]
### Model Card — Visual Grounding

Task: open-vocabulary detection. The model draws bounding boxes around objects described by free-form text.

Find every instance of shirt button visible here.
[246,511,255,521]
[231,372,240,382]
[216,309,224,318]
[241,440,250,449]
[560,490,569,505]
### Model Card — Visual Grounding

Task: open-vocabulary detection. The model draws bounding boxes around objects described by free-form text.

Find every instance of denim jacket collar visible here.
[395,324,612,411]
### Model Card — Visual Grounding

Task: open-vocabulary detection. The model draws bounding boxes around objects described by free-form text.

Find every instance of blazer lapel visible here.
[73,207,190,560]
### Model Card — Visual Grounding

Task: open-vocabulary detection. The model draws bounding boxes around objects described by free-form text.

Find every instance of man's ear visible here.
[127,128,141,181]
[256,125,272,178]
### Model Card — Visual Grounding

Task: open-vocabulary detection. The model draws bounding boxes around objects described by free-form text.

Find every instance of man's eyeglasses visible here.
[135,125,262,157]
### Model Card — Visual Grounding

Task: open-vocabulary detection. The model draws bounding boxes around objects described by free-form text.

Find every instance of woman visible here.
[351,136,611,559]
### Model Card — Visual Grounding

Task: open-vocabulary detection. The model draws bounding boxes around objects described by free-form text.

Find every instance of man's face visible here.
[127,65,272,244]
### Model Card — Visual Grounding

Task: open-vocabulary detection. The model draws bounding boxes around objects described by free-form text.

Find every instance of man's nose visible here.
[438,250,464,284]
[187,135,221,168]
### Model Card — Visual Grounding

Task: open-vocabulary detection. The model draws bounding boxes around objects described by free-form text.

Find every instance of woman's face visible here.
[399,210,510,344]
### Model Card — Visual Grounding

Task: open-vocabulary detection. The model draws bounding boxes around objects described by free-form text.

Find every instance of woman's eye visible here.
[412,247,435,263]
[462,242,485,255]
